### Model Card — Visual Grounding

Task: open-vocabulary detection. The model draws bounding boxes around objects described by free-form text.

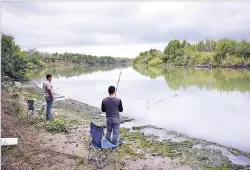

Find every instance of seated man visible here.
[101,86,123,144]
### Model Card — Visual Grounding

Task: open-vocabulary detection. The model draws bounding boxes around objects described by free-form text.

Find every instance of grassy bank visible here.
[1,87,82,169]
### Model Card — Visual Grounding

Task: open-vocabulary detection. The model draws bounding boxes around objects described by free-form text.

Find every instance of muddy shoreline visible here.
[20,81,250,170]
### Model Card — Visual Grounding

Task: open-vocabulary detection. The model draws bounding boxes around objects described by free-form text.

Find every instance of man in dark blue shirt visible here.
[101,86,123,144]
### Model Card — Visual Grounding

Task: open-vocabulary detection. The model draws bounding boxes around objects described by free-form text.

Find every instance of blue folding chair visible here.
[88,122,124,169]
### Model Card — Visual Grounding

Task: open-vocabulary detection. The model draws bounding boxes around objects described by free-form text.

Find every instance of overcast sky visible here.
[2,2,250,58]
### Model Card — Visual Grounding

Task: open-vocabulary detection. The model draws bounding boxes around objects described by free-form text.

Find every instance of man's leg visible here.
[112,122,120,144]
[106,120,113,142]
[46,96,53,120]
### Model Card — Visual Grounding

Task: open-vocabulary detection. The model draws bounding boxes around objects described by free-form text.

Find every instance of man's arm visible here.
[48,89,54,96]
[101,101,106,112]
[119,100,123,112]
[47,83,55,100]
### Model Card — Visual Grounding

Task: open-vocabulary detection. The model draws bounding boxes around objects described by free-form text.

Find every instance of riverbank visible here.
[2,81,250,170]
[133,63,250,70]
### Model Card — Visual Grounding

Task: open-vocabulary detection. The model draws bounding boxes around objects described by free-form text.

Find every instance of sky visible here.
[2,2,250,58]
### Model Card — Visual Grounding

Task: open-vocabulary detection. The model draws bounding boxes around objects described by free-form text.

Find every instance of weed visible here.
[45,119,69,133]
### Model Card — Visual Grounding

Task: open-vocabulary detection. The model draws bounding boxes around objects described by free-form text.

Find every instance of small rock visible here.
[48,138,53,142]
[120,161,126,166]
[142,165,149,170]
[76,144,78,147]
[152,153,164,158]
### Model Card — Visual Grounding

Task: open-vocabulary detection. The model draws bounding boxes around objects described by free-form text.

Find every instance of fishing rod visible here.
[99,69,123,117]
[54,88,65,99]
[115,68,123,97]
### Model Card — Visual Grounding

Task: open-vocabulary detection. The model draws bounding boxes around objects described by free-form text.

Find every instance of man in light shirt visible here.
[43,74,55,120]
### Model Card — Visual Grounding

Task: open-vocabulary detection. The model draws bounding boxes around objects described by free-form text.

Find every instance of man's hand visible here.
[52,96,55,101]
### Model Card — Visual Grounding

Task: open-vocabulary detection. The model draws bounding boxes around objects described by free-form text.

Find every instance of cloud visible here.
[2,2,250,57]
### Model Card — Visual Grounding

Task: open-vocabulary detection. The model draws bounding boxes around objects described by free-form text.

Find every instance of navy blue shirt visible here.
[101,97,123,122]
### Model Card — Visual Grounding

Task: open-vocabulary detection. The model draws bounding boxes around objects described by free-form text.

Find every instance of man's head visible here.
[108,86,116,96]
[46,74,52,81]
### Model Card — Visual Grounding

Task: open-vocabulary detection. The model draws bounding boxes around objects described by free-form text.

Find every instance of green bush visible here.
[221,55,245,67]
[196,52,214,65]
[148,57,163,66]
[45,119,69,133]
[26,62,35,69]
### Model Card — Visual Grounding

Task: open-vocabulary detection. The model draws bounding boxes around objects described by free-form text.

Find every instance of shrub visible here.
[148,57,163,66]
[45,119,69,133]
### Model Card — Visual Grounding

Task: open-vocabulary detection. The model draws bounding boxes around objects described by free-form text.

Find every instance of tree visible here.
[214,39,237,63]
[1,34,27,80]
[181,40,188,48]
[163,40,183,63]
[196,41,205,52]
[236,40,250,58]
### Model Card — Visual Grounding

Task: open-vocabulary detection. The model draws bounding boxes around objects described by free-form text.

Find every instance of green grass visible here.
[29,117,80,133]
[119,128,184,159]
[45,119,69,133]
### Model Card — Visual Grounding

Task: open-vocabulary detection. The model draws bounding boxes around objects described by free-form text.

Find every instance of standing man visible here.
[43,74,55,120]
[101,86,123,145]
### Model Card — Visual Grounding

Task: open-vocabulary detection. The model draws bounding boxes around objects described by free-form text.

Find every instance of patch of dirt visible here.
[122,157,194,170]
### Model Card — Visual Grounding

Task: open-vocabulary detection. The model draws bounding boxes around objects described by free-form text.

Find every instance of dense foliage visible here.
[1,34,131,81]
[133,39,250,68]
[1,34,28,80]
[55,52,131,66]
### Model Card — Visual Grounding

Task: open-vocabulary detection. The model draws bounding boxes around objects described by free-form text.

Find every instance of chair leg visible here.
[88,146,120,169]
[88,143,91,161]
[89,149,102,161]
[100,151,103,168]
[99,148,119,168]
[94,151,103,168]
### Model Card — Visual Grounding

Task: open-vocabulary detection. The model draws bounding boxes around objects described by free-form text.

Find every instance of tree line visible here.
[1,34,132,81]
[133,39,250,68]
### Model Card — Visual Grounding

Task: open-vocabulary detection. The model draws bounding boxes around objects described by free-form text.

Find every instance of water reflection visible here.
[133,65,250,92]
[26,65,130,82]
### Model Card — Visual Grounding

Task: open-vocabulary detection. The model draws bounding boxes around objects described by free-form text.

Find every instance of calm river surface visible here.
[27,65,250,153]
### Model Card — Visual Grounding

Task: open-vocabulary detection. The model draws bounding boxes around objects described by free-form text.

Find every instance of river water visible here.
[27,65,250,153]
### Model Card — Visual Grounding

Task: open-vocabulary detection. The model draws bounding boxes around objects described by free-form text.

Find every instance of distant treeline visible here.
[1,34,131,81]
[133,39,250,68]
